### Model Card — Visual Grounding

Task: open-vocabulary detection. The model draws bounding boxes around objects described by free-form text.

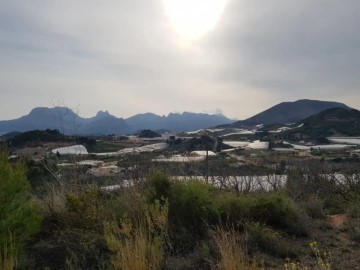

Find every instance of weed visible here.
[211,226,261,270]
[104,199,168,270]
[0,235,16,270]
[284,242,331,270]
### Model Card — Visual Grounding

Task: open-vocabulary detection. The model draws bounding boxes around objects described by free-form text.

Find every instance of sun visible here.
[163,0,228,41]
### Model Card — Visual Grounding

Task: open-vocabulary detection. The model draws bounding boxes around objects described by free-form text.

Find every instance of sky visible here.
[0,0,359,120]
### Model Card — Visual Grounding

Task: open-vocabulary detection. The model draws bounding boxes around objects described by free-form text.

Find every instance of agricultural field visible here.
[2,126,360,269]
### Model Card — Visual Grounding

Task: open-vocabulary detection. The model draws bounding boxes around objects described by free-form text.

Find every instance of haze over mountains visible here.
[0,99,354,136]
[0,108,233,135]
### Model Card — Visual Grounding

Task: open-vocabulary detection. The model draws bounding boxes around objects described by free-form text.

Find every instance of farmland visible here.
[2,126,360,269]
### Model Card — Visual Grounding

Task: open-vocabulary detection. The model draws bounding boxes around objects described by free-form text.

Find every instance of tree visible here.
[0,152,42,256]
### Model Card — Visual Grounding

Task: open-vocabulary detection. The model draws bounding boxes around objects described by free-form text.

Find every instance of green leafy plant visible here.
[0,152,42,257]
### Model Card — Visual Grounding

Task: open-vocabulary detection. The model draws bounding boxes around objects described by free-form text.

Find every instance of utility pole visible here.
[206,147,209,183]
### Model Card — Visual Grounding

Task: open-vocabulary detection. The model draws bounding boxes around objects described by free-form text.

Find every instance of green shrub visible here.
[347,202,360,218]
[300,196,325,219]
[218,192,310,236]
[169,180,219,231]
[0,153,42,255]
[24,187,147,269]
[167,180,220,252]
[217,192,254,224]
[104,199,168,270]
[246,223,299,258]
[251,193,291,224]
[145,172,172,203]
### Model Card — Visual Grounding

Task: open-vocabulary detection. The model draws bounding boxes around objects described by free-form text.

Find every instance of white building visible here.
[190,151,217,157]
[51,145,88,155]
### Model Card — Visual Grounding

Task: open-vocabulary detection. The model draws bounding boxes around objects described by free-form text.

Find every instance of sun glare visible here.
[163,0,227,41]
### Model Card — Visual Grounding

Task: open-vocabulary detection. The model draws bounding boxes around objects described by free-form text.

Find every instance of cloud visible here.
[205,0,360,98]
[0,0,359,120]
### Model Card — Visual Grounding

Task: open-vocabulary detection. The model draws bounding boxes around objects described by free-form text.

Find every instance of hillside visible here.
[6,129,96,147]
[0,107,233,135]
[277,107,360,141]
[137,129,161,138]
[229,99,351,127]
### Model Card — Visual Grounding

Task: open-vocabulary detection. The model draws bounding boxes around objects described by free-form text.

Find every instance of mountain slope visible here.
[163,112,233,132]
[296,107,360,136]
[78,114,130,135]
[278,107,360,140]
[230,99,351,127]
[0,107,83,134]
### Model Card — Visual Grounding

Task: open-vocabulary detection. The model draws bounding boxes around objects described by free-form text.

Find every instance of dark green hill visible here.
[229,99,351,127]
[0,131,22,141]
[138,129,161,138]
[277,108,360,141]
[9,129,67,147]
[7,129,96,147]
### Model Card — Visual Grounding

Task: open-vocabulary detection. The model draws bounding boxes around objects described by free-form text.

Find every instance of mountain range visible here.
[0,108,233,135]
[0,99,354,136]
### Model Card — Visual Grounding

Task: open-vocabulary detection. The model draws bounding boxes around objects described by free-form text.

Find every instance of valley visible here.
[2,99,360,269]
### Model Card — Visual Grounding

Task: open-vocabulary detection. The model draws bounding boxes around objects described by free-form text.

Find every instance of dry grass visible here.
[0,253,15,270]
[104,199,168,270]
[0,236,16,270]
[212,227,261,270]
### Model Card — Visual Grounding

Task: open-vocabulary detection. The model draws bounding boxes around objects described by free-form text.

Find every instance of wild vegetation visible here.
[275,108,360,141]
[7,129,96,148]
[0,152,42,269]
[1,144,360,269]
[1,107,360,269]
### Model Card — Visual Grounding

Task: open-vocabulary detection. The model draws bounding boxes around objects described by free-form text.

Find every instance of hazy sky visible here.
[1,0,359,120]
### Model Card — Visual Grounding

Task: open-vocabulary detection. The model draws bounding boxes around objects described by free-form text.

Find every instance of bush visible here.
[218,192,310,237]
[251,193,309,236]
[347,202,360,218]
[166,180,220,253]
[300,196,325,219]
[104,199,168,270]
[169,180,219,233]
[217,192,254,224]
[0,153,42,255]
[246,223,299,258]
[145,172,172,203]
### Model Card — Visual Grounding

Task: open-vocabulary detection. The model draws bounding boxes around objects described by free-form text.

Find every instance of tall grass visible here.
[0,251,16,270]
[0,235,16,270]
[104,199,168,270]
[212,227,261,270]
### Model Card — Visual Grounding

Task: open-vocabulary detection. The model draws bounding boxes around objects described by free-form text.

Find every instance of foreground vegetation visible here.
[1,146,360,269]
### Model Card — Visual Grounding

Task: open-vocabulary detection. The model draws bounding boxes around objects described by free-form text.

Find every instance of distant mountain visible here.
[78,114,129,135]
[0,107,233,135]
[163,112,233,132]
[126,113,165,131]
[0,107,83,134]
[229,99,351,127]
